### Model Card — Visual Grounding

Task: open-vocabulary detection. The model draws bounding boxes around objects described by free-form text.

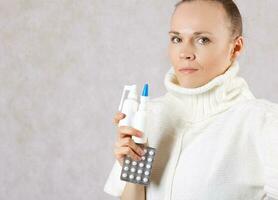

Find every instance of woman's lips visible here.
[178,69,199,74]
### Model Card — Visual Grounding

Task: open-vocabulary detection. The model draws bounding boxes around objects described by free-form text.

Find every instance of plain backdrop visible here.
[0,0,277,200]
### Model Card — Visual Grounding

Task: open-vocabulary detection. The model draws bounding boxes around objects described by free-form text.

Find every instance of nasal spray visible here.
[118,85,138,127]
[118,83,156,185]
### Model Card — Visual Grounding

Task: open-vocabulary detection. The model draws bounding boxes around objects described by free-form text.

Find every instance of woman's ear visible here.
[230,36,244,61]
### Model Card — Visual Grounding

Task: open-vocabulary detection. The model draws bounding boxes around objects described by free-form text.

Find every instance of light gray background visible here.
[0,0,277,200]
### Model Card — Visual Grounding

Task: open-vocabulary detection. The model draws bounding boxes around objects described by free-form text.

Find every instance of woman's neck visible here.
[163,60,256,123]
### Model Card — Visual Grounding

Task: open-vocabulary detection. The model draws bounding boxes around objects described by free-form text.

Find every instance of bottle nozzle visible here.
[141,83,148,97]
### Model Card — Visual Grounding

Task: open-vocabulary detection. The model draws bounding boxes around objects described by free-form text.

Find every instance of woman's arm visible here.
[120,182,146,200]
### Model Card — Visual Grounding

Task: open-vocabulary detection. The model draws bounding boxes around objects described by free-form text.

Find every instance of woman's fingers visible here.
[112,112,145,166]
[113,112,126,125]
[113,128,144,165]
[115,137,145,157]
[117,126,143,139]
[114,146,142,162]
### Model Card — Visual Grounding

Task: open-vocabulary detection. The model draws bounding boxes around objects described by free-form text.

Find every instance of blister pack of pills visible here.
[120,146,156,185]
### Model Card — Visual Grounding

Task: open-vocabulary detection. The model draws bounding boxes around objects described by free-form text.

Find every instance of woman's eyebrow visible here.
[168,31,212,36]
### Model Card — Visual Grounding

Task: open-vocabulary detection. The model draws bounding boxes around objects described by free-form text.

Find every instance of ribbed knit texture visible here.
[163,60,255,123]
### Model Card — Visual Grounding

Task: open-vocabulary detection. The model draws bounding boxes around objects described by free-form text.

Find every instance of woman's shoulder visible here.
[232,98,277,112]
[256,99,278,125]
[236,98,278,122]
[253,100,278,199]
[258,99,278,119]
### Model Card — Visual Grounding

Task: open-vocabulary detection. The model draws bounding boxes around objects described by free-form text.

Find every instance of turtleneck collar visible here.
[164,60,256,123]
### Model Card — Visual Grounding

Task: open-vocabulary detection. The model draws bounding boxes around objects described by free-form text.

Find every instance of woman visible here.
[104,0,278,199]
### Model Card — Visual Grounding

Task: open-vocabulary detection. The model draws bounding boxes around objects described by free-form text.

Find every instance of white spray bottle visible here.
[104,85,138,195]
[118,85,138,127]
[132,83,149,144]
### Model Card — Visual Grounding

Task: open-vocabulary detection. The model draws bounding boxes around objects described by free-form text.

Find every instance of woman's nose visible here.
[179,52,196,60]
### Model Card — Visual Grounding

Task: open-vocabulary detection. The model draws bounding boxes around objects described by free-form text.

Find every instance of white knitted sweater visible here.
[104,60,278,200]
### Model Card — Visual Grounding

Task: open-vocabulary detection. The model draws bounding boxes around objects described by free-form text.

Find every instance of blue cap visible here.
[141,83,148,97]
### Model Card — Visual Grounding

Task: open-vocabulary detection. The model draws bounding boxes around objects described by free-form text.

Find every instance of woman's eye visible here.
[170,36,182,44]
[197,37,210,45]
[170,36,210,45]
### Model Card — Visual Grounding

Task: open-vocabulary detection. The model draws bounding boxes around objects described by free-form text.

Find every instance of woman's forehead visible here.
[171,1,229,35]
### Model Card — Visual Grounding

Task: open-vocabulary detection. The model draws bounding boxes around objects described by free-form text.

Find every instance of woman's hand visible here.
[113,112,146,166]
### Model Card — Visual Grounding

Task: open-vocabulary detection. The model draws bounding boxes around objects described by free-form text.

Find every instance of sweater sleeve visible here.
[262,103,278,199]
[103,160,126,197]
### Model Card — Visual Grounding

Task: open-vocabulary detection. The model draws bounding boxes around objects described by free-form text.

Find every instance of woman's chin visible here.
[177,81,200,89]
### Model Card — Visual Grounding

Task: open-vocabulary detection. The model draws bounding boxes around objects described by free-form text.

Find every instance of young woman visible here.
[104,0,278,199]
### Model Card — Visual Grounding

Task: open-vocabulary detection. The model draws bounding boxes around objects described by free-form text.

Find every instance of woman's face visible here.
[168,1,243,88]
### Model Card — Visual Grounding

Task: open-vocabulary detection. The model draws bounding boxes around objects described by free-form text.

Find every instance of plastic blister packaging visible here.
[120,146,156,185]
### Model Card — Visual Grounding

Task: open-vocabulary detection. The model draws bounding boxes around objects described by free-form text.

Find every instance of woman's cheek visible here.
[199,46,223,62]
